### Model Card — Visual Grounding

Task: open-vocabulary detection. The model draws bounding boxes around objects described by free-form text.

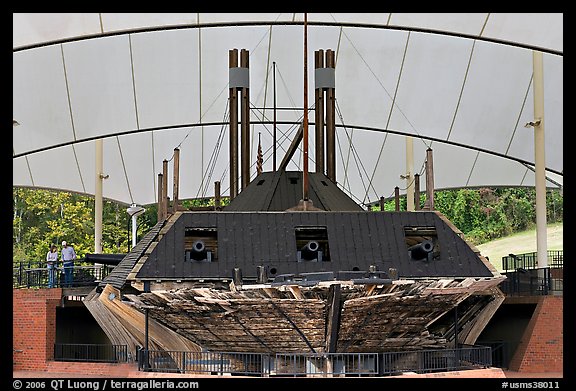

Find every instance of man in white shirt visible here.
[61,241,76,287]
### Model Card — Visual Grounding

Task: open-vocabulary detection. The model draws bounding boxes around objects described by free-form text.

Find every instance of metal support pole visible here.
[394,187,400,211]
[273,61,277,172]
[406,136,414,211]
[454,305,459,348]
[302,13,309,200]
[240,49,250,191]
[380,196,385,211]
[533,50,548,268]
[127,217,131,252]
[95,139,103,254]
[144,308,149,371]
[454,304,459,368]
[131,214,138,248]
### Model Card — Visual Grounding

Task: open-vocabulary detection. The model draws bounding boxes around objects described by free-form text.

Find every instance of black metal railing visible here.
[274,353,378,376]
[502,250,563,271]
[137,346,492,377]
[13,261,114,289]
[499,267,563,296]
[476,340,511,369]
[138,350,267,376]
[379,345,492,376]
[54,344,128,363]
[499,250,563,296]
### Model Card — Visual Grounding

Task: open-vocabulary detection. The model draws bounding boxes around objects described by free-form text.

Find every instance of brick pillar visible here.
[508,296,563,373]
[13,288,62,371]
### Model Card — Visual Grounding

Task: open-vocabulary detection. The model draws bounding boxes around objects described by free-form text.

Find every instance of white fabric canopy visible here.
[13,13,563,206]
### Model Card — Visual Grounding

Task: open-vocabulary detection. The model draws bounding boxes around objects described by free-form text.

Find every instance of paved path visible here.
[13,369,563,379]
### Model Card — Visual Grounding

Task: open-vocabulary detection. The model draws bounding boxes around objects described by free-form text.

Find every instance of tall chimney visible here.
[325,49,336,182]
[240,49,251,191]
[229,49,239,199]
[229,48,250,197]
[314,49,325,173]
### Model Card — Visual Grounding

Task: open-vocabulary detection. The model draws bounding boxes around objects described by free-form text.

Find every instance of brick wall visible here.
[508,296,563,372]
[13,288,62,371]
[13,289,138,376]
[45,361,135,377]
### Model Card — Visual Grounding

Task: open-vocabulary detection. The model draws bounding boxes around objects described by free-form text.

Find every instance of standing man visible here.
[61,241,76,287]
[46,244,58,288]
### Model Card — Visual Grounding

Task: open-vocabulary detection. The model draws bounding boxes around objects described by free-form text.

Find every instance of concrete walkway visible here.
[13,369,563,379]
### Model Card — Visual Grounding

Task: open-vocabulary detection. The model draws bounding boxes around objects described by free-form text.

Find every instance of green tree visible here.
[451,189,484,234]
[12,188,152,265]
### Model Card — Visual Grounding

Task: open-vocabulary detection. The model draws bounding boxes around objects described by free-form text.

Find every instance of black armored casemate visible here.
[136,209,494,282]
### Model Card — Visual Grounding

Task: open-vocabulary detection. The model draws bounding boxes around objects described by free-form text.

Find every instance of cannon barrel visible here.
[190,240,207,261]
[408,240,434,260]
[300,240,320,260]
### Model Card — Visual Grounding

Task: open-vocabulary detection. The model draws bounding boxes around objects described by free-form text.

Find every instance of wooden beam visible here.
[424,148,435,210]
[214,181,221,210]
[270,300,317,353]
[95,285,201,357]
[157,173,163,221]
[172,148,180,213]
[325,283,341,353]
[162,160,168,217]
[279,122,303,171]
[287,285,304,300]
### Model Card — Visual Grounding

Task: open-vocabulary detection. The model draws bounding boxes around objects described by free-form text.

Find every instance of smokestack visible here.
[229,48,251,197]
[325,49,336,182]
[240,49,250,191]
[314,49,325,173]
[229,49,239,199]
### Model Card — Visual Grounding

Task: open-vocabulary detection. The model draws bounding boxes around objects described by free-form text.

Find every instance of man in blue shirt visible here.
[61,241,76,287]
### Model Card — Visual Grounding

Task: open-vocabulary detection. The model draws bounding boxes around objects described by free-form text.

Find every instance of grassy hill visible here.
[475,222,563,272]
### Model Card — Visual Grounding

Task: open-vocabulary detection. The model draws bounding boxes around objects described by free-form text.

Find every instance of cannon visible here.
[186,240,212,262]
[298,240,323,262]
[408,240,434,261]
